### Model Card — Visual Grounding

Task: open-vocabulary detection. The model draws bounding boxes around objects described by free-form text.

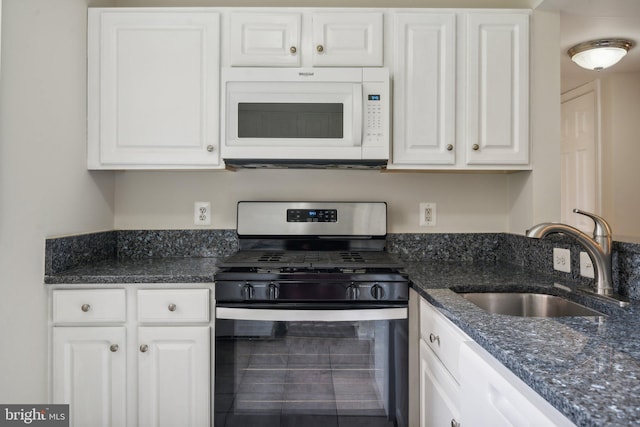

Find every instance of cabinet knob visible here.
[140,344,149,353]
[446,144,454,151]
[206,145,214,152]
[168,303,177,312]
[81,304,91,312]
[451,419,461,427]
[472,143,480,151]
[429,333,440,347]
[316,44,324,53]
[110,344,119,353]
[289,46,297,54]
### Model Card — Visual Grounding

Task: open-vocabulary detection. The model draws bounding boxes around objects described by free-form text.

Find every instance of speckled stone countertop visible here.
[407,261,640,427]
[45,256,219,284]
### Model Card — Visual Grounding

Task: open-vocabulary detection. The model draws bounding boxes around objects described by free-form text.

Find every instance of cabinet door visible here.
[460,341,575,427]
[88,10,221,169]
[392,13,456,166]
[52,327,127,427]
[464,12,529,165]
[138,326,210,427]
[420,340,461,427]
[312,12,383,66]
[229,12,301,66]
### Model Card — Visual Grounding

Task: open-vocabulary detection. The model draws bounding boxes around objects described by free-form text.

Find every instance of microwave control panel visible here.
[363,81,387,147]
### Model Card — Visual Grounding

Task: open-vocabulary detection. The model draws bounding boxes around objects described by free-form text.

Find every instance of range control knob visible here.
[347,283,359,300]
[371,284,385,300]
[242,283,255,300]
[268,283,279,300]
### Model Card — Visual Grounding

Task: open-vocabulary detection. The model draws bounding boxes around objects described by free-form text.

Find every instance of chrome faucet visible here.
[526,209,614,296]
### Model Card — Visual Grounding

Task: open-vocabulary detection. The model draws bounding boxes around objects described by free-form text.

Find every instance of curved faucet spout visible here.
[526,210,614,296]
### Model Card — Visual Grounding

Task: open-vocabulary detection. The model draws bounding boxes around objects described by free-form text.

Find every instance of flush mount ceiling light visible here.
[568,39,634,71]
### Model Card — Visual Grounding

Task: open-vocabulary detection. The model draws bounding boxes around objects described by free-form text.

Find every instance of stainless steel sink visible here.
[459,292,604,317]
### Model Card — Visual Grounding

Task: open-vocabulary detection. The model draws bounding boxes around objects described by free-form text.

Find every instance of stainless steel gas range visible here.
[214,202,409,427]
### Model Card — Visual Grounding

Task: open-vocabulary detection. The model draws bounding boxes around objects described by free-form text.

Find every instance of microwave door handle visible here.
[353,84,363,146]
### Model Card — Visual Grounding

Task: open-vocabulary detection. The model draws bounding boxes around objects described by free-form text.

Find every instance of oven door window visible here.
[215,311,407,427]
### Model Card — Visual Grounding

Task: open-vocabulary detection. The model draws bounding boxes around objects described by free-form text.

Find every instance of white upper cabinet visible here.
[229,12,301,67]
[463,12,530,166]
[228,11,383,67]
[311,12,383,66]
[392,13,456,166]
[87,9,222,169]
[390,10,530,170]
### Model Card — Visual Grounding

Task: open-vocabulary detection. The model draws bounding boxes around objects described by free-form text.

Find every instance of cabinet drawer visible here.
[52,289,126,324]
[420,298,469,382]
[137,289,210,323]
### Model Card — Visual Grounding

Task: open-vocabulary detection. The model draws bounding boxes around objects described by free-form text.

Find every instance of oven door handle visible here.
[215,307,407,322]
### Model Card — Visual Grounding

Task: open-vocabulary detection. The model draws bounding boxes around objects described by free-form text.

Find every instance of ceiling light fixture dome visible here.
[568,39,634,71]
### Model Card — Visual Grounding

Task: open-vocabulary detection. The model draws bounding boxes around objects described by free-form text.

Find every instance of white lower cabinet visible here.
[419,299,466,427]
[419,297,575,427]
[138,326,210,427]
[459,341,575,427]
[50,287,212,427]
[420,339,461,427]
[52,326,127,427]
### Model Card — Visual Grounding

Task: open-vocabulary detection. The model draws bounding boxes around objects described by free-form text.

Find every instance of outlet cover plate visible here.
[553,248,571,273]
[580,251,595,278]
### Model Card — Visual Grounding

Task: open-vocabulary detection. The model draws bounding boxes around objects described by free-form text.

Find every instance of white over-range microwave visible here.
[221,67,390,168]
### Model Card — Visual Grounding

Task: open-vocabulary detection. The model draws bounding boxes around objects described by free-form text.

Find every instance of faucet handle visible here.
[573,209,612,239]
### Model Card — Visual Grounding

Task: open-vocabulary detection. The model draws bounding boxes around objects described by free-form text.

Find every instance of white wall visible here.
[600,72,640,242]
[0,0,115,403]
[115,170,510,232]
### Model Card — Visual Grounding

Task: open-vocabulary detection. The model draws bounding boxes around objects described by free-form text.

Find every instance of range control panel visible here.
[287,209,337,223]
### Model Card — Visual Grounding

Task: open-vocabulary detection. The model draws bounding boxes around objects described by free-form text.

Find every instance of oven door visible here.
[215,307,408,427]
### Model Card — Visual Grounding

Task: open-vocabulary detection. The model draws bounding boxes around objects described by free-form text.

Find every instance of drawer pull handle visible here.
[168,303,177,312]
[140,344,149,353]
[110,344,119,353]
[429,333,440,346]
[451,419,460,427]
[81,304,91,312]
[290,46,297,54]
[316,44,324,53]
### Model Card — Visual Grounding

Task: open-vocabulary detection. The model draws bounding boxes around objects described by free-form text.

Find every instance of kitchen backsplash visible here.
[45,230,640,299]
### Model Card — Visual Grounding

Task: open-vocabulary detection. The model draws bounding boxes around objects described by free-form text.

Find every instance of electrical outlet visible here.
[580,251,595,278]
[419,203,437,226]
[194,202,211,226]
[553,248,571,273]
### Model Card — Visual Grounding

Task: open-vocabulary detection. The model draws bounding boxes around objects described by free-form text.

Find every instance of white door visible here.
[311,12,383,66]
[229,12,301,67]
[52,327,127,427]
[419,340,461,427]
[138,326,210,427]
[561,82,601,232]
[88,10,221,168]
[392,13,456,166]
[464,13,530,165]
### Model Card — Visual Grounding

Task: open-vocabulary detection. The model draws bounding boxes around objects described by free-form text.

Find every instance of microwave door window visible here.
[238,103,344,139]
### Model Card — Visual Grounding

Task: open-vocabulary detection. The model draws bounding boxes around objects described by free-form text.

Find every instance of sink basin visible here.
[459,292,604,317]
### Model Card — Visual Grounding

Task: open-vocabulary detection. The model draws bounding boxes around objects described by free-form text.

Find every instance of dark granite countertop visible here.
[44,251,640,426]
[407,261,640,427]
[44,257,219,284]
